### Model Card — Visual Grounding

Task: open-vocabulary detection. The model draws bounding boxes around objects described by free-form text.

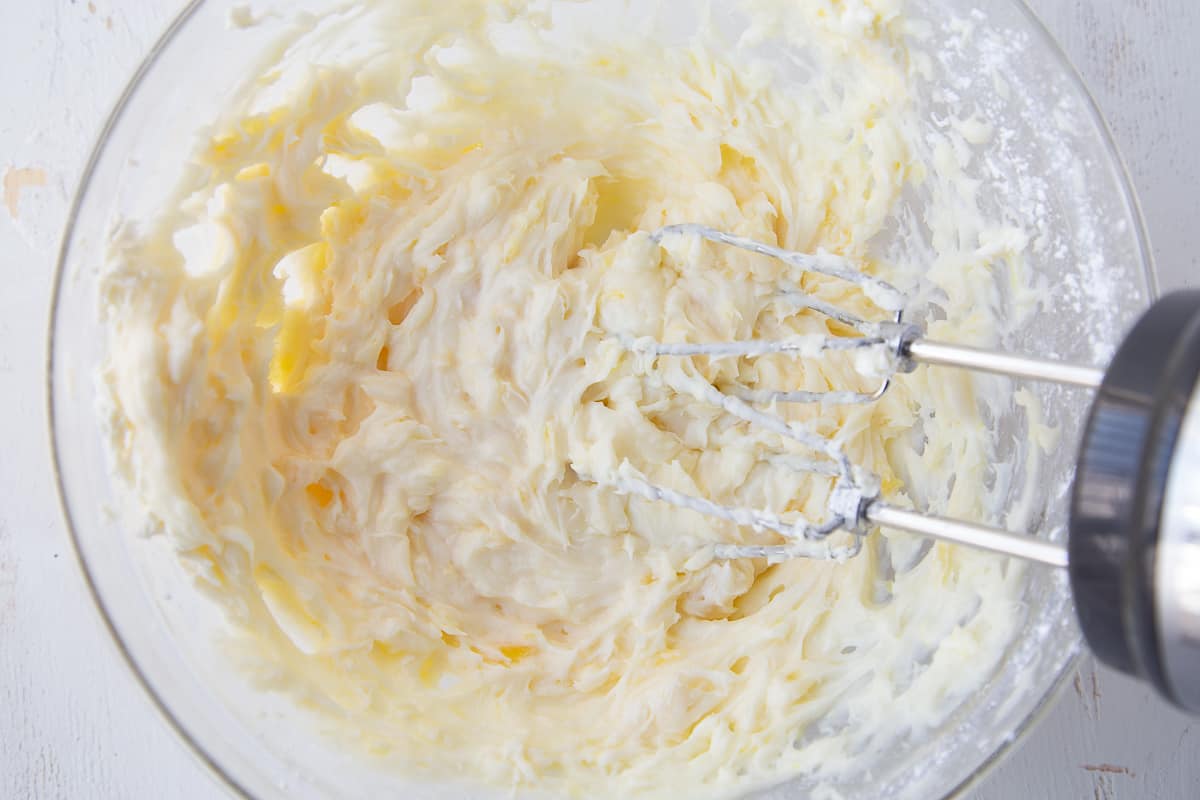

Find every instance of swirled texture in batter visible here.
[101,1,1028,797]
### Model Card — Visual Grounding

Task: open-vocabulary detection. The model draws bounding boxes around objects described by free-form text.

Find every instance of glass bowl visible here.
[48,1,1156,798]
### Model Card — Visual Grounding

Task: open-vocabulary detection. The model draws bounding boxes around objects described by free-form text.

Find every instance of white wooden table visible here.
[2,1,1197,797]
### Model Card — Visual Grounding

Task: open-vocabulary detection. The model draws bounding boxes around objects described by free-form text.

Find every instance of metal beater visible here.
[596,224,1200,713]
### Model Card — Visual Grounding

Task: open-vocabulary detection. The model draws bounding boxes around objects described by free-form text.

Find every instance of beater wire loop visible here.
[586,224,1084,566]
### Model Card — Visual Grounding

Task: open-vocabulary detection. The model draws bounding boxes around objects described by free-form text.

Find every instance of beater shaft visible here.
[865,503,1069,567]
[906,339,1104,389]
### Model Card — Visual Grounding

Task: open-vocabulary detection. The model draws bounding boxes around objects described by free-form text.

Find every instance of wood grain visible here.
[1028,0,1200,290]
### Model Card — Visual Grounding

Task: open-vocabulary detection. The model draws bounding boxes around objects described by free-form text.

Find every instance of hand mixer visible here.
[598,224,1200,713]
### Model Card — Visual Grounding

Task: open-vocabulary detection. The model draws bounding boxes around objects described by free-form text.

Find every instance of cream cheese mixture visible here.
[100,1,1035,797]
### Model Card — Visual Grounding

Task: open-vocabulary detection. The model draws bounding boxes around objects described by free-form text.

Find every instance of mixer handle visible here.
[1068,290,1200,713]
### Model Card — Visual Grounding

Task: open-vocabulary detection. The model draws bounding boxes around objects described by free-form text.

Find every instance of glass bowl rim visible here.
[44,1,1160,798]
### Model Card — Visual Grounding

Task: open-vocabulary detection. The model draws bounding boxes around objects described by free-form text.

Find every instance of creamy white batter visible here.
[100,1,1033,797]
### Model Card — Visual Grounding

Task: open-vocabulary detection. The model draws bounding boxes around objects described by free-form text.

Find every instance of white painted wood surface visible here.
[1,1,1197,797]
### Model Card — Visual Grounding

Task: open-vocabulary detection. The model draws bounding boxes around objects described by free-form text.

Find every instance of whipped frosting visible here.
[99,1,1036,797]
